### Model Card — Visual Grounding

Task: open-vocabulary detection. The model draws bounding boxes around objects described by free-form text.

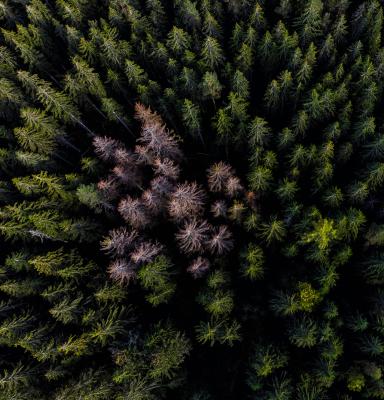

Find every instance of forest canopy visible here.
[1,0,384,399]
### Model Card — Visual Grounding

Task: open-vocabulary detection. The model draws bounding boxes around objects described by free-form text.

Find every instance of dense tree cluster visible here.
[90,103,248,345]
[1,0,384,398]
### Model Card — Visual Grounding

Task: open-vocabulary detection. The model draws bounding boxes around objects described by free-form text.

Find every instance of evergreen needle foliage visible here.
[1,0,384,399]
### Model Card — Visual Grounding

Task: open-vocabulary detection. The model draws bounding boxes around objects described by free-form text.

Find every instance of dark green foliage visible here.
[0,0,384,398]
